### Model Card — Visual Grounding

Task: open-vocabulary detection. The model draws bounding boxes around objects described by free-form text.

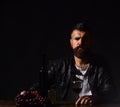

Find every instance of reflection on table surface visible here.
[0,100,120,107]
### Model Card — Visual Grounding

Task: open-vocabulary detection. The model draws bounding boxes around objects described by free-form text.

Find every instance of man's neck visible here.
[74,56,89,68]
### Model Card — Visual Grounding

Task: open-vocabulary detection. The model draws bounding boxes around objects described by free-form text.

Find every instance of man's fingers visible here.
[75,96,93,105]
[75,97,82,105]
[84,98,92,104]
[81,96,90,104]
[75,96,87,105]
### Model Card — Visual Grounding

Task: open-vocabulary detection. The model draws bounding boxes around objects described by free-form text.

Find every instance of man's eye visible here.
[75,37,80,40]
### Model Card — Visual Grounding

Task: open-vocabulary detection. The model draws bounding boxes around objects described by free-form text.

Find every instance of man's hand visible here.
[75,95,93,105]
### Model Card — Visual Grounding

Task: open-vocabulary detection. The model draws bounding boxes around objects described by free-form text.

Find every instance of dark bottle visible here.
[39,54,48,97]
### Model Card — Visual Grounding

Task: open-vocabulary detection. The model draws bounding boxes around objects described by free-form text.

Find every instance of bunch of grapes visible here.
[15,90,51,107]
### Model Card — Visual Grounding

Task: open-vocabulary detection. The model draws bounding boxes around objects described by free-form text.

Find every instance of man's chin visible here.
[74,48,84,54]
[74,55,82,59]
[73,49,90,59]
[74,52,85,58]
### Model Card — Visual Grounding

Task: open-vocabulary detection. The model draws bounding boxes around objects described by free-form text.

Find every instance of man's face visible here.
[70,29,92,58]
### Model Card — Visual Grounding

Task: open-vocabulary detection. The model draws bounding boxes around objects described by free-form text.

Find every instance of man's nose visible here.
[77,39,82,46]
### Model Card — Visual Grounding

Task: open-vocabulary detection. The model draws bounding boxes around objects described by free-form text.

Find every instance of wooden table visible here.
[0,100,120,107]
[0,100,16,107]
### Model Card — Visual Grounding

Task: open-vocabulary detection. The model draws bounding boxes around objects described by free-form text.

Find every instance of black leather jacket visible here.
[31,55,115,103]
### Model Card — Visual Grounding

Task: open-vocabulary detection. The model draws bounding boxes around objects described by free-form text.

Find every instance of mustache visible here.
[74,46,83,50]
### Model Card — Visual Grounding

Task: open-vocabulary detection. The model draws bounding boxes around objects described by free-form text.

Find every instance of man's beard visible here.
[73,47,91,59]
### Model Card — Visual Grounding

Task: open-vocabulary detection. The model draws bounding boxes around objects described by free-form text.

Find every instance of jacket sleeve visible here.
[47,60,57,89]
[96,65,117,103]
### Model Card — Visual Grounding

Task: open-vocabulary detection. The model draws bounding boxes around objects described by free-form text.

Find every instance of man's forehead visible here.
[71,30,86,37]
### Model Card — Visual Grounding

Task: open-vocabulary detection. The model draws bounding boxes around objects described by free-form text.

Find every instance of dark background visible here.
[1,0,120,100]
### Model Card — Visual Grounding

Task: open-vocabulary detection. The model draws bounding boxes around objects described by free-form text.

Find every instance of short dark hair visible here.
[70,21,95,40]
[72,21,91,32]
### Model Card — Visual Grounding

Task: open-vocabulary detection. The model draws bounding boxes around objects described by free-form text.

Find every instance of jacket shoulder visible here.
[91,53,109,67]
[48,56,71,66]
